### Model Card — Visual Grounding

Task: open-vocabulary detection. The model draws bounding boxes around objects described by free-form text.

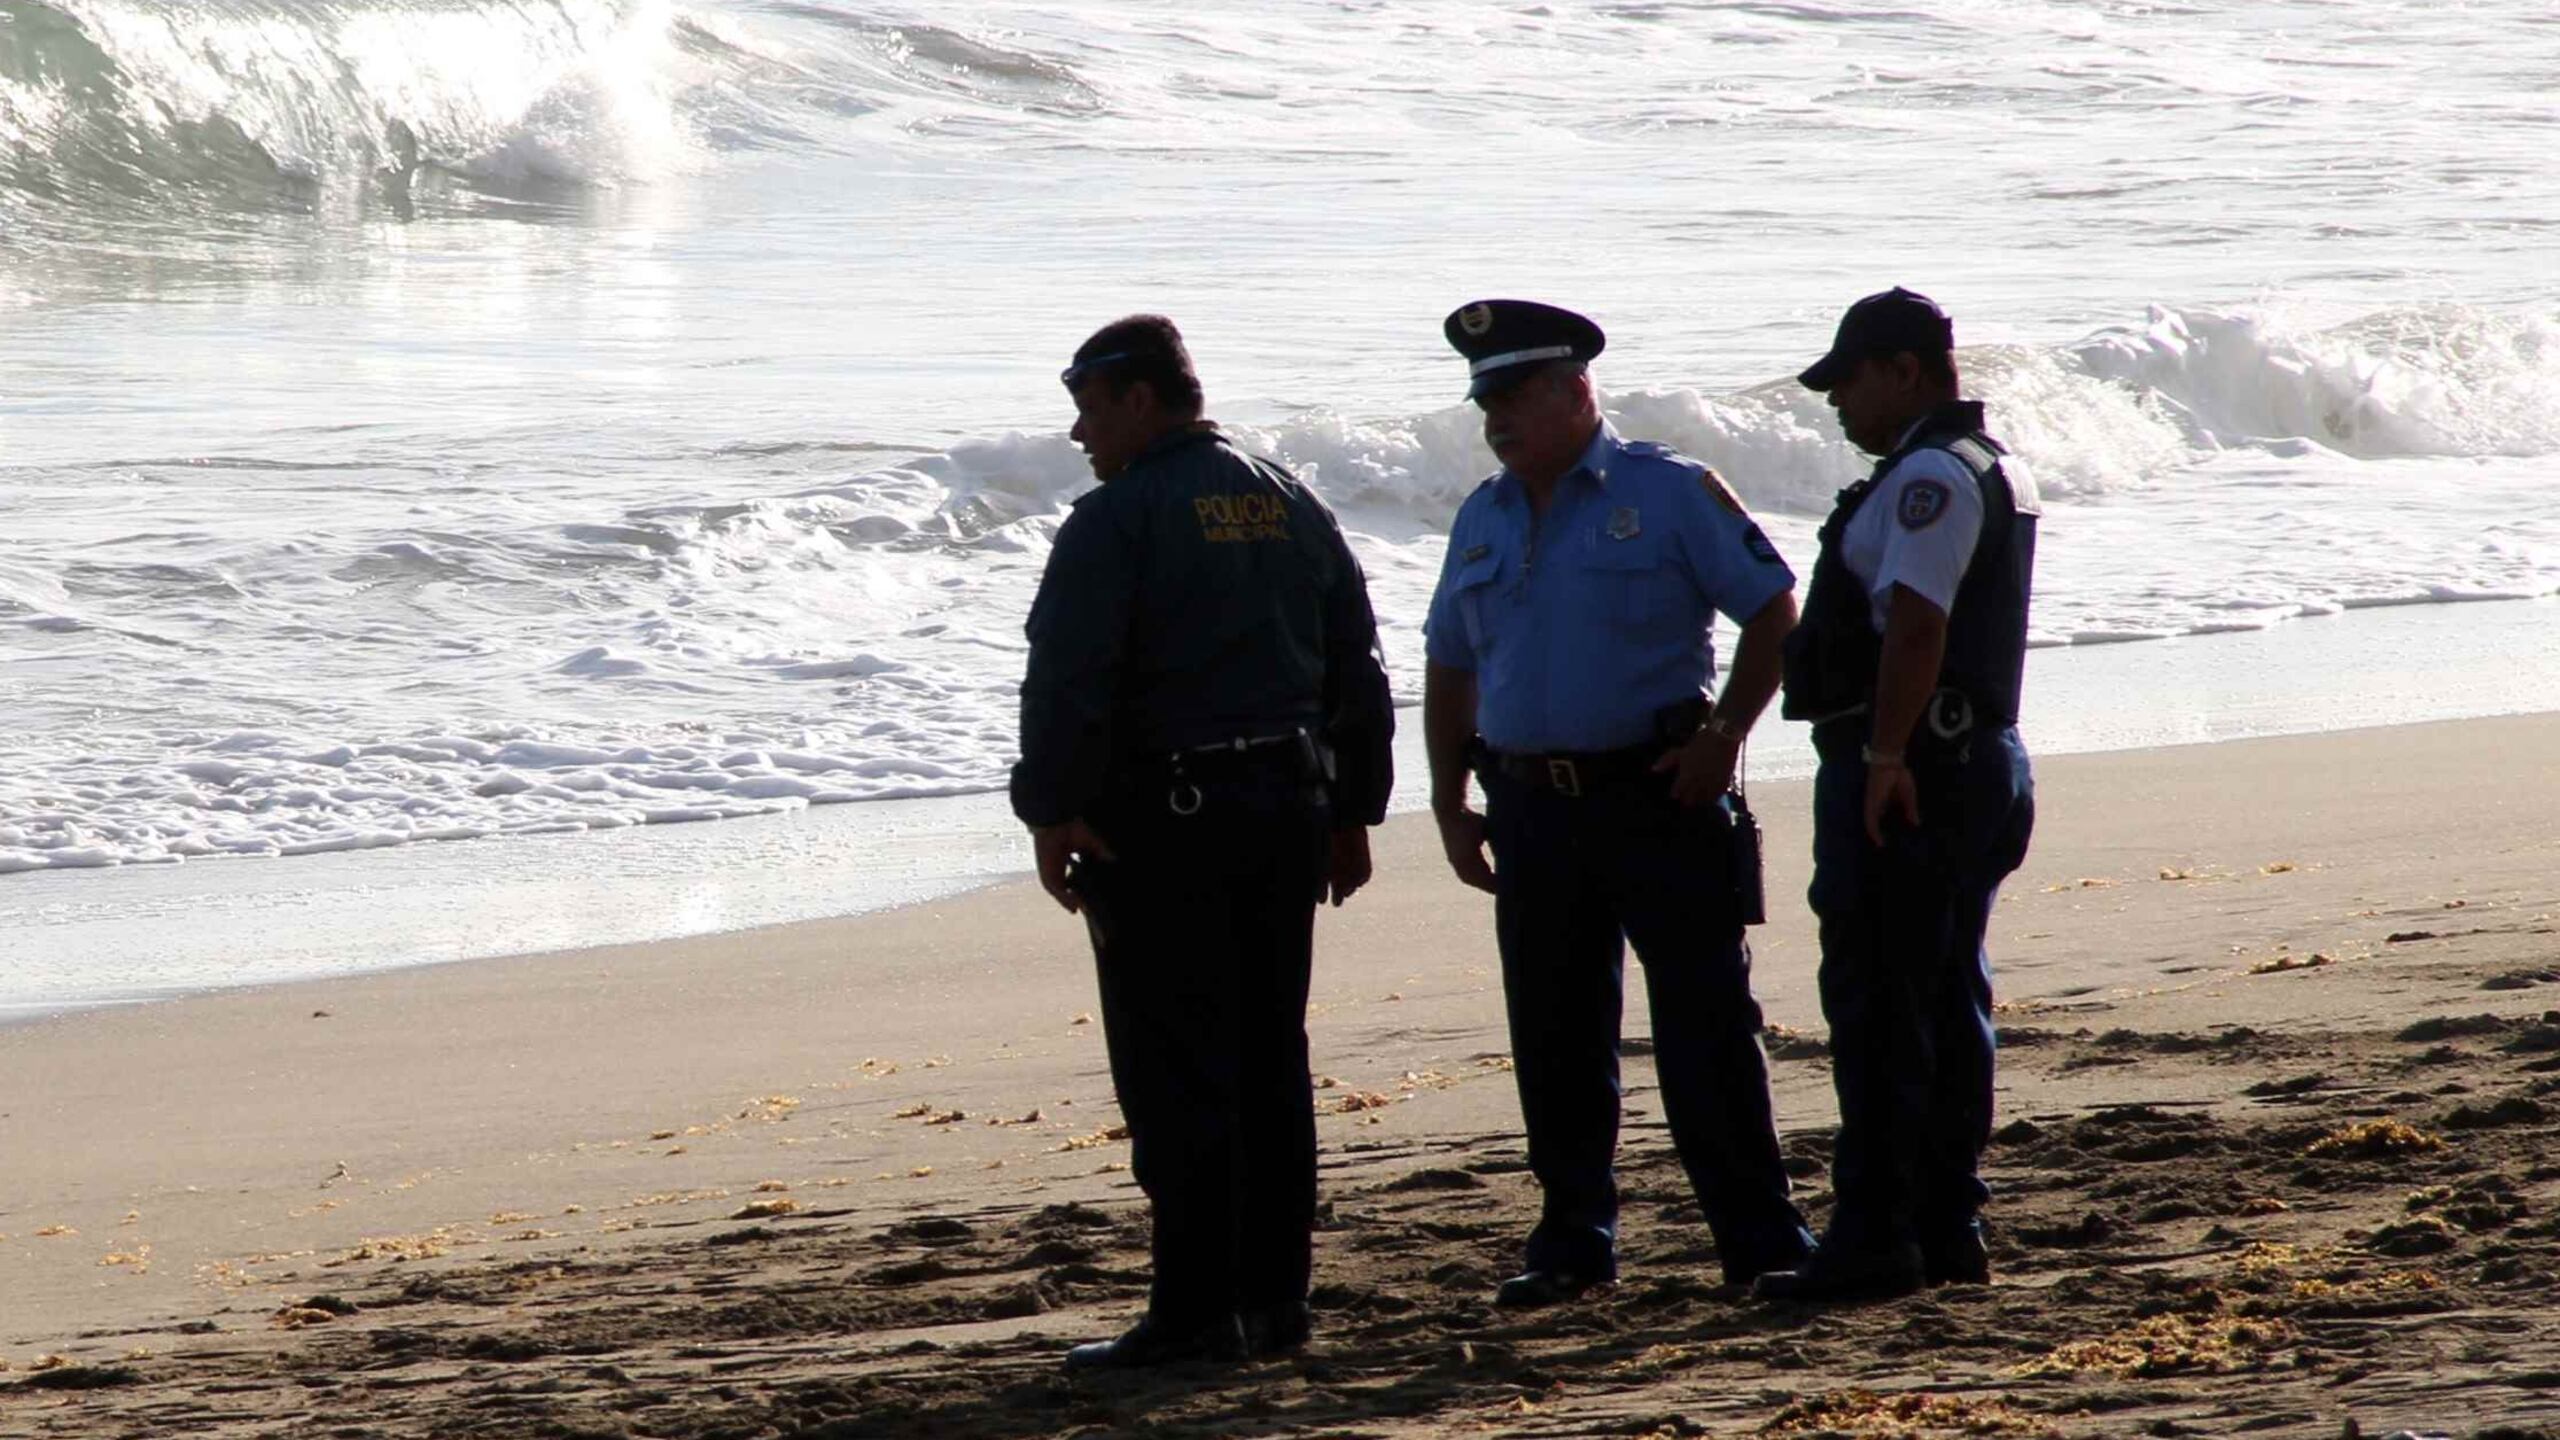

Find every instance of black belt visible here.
[1163,728,1318,777]
[1121,728,1324,813]
[1811,689,1985,763]
[1480,742,1660,799]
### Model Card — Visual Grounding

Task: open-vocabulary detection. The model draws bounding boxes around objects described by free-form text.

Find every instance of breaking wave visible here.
[0,0,1105,221]
[0,0,710,216]
[7,299,2555,874]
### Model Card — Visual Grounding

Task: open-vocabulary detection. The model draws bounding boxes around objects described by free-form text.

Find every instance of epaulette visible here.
[1618,438,1712,478]
[1614,437,1752,516]
[1939,435,2002,476]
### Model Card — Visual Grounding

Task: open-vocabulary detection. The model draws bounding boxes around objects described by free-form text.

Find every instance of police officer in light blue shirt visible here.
[1421,299,1814,1307]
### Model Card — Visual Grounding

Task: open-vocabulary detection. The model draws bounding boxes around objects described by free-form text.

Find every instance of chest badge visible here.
[1606,506,1642,541]
[1463,543,1491,562]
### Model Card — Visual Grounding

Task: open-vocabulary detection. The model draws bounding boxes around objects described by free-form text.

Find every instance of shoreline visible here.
[5,594,2557,1024]
[1,709,2556,1434]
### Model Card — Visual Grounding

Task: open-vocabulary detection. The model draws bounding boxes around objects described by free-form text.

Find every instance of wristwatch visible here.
[1702,712,1747,744]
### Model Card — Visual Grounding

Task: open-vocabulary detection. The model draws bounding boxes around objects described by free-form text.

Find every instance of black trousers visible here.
[1481,767,1811,1282]
[1074,769,1330,1323]
[1808,722,2034,1253]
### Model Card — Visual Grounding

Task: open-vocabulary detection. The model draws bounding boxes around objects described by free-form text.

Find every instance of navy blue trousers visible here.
[1075,771,1330,1323]
[1807,722,2034,1252]
[1482,768,1811,1282]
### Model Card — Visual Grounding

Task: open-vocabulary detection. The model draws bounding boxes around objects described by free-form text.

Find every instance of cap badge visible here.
[1606,506,1641,541]
[1458,303,1494,337]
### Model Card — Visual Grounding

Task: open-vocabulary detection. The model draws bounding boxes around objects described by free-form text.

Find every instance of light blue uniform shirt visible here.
[1424,422,1795,754]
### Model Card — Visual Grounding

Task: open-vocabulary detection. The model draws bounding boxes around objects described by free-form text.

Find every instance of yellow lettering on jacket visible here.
[1194,492,1290,543]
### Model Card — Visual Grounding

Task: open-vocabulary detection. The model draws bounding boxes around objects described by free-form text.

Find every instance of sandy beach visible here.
[5,712,2559,1439]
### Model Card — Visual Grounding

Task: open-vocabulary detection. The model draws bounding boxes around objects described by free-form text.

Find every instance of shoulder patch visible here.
[1898,479,1952,531]
[1699,467,1748,518]
[1741,523,1782,565]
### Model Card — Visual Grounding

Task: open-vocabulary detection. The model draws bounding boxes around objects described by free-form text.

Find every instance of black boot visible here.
[1240,1300,1312,1358]
[1063,1313,1246,1372]
[1752,1240,1925,1303]
[1718,1227,1816,1287]
[1492,1266,1609,1309]
[1922,1222,1990,1287]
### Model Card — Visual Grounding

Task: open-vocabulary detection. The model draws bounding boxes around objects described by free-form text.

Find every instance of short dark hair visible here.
[1069,314,1204,419]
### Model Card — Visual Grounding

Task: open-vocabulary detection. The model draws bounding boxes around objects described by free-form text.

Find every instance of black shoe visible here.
[1063,1314,1246,1372]
[1751,1241,1926,1303]
[1493,1267,1608,1309]
[1240,1300,1312,1358]
[1721,1241,1815,1288]
[1922,1224,1990,1287]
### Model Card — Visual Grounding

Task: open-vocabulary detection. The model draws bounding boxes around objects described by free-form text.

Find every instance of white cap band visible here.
[1468,345,1577,377]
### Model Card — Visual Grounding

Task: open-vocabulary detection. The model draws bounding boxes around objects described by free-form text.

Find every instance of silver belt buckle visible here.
[1546,757,1582,798]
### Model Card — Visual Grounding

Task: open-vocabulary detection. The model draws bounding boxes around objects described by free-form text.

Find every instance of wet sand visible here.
[4,713,2558,1438]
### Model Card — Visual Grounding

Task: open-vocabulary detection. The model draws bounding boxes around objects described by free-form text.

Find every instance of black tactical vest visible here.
[1779,401,2039,728]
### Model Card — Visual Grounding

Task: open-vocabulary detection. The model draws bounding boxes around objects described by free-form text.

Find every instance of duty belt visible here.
[1480,742,1659,799]
[1143,728,1322,815]
[1810,690,1982,763]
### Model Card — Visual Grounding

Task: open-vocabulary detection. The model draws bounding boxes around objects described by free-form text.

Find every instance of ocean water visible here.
[4,0,2558,895]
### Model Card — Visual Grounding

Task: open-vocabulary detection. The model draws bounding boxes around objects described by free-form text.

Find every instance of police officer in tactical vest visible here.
[1422,300,1815,1308]
[1755,288,2040,1303]
[1012,315,1396,1368]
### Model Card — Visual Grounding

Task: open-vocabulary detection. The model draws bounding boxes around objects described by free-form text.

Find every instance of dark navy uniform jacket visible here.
[1010,426,1395,829]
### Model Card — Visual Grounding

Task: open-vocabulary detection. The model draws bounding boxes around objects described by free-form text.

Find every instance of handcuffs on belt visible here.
[1162,728,1315,816]
[1925,689,1976,761]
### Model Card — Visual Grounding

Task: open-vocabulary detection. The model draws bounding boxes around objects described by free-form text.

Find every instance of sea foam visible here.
[5,303,2556,876]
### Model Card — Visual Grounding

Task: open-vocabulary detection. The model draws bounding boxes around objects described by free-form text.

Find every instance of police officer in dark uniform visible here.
[1422,300,1814,1307]
[1755,288,2039,1302]
[1012,315,1395,1369]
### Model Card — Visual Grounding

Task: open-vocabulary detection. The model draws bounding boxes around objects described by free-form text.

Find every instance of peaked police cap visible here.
[1443,300,1606,400]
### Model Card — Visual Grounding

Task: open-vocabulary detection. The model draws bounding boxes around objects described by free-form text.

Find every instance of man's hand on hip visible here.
[1653,729,1740,808]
